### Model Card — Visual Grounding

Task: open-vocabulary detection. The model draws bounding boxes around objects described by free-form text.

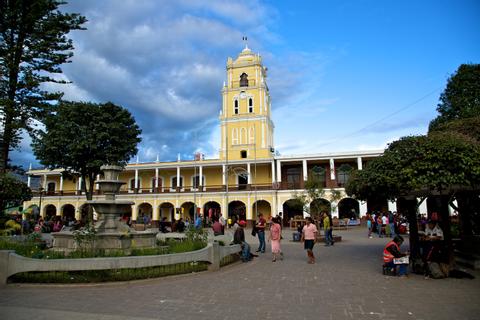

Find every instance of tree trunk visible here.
[455,191,477,237]
[404,198,420,259]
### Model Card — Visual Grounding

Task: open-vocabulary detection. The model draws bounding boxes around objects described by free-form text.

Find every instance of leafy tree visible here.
[0,0,86,173]
[429,64,480,131]
[291,175,343,221]
[0,173,32,213]
[32,101,142,201]
[346,133,480,257]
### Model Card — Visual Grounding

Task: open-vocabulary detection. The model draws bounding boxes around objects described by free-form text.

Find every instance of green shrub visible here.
[10,262,209,283]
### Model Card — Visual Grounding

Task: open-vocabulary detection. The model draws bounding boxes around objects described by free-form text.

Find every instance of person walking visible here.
[301,217,318,264]
[323,212,334,246]
[256,213,266,253]
[269,216,283,262]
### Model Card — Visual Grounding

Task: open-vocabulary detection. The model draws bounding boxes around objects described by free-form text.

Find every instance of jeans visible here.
[241,241,251,261]
[385,261,408,276]
[324,229,333,245]
[257,230,265,252]
[389,223,396,237]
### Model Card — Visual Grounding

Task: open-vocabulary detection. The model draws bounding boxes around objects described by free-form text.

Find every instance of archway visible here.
[44,204,56,220]
[310,198,331,220]
[181,201,195,222]
[137,203,153,224]
[252,200,271,218]
[159,202,174,222]
[283,199,304,227]
[61,204,75,222]
[338,198,360,219]
[204,201,221,220]
[228,201,246,222]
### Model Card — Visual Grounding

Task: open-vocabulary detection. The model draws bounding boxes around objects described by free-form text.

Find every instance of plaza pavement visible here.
[0,227,479,320]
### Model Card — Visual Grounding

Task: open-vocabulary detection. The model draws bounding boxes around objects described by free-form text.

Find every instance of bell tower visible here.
[220,45,275,161]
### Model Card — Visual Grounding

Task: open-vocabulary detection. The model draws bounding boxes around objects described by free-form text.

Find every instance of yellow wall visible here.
[220,47,274,161]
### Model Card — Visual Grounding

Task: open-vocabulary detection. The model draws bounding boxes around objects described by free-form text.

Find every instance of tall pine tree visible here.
[0,0,86,172]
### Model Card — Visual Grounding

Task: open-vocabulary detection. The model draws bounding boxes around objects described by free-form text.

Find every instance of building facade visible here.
[25,46,413,225]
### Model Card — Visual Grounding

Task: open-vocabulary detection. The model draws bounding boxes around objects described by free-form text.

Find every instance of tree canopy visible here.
[0,0,86,172]
[32,101,141,200]
[429,64,480,131]
[0,173,32,213]
[345,133,480,201]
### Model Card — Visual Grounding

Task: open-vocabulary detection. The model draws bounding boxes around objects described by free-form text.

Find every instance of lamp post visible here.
[38,187,44,221]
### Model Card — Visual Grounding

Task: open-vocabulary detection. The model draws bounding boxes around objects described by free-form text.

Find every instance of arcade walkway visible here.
[0,227,479,320]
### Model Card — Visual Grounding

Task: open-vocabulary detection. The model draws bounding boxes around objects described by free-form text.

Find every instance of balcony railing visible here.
[30,181,348,198]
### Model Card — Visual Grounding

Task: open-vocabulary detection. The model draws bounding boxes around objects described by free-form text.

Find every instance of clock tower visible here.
[220,45,275,161]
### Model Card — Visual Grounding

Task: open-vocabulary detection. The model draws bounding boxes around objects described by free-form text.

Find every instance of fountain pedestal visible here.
[52,165,157,253]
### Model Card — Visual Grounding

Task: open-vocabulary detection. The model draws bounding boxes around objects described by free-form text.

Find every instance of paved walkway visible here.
[1,227,479,320]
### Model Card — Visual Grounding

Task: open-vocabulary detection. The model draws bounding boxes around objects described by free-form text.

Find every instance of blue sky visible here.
[11,0,480,168]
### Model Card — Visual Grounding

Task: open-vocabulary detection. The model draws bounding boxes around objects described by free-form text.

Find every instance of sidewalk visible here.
[0,227,479,320]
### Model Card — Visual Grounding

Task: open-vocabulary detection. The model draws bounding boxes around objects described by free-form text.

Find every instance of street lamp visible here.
[38,187,44,221]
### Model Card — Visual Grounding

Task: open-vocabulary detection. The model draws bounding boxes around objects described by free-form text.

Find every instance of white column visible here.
[77,176,82,192]
[176,166,180,188]
[302,159,308,181]
[134,169,139,189]
[95,174,99,190]
[418,198,428,214]
[153,199,159,221]
[276,161,282,182]
[388,199,397,212]
[357,157,363,170]
[359,200,368,217]
[155,168,159,188]
[199,165,203,190]
[222,164,226,185]
[271,161,276,183]
[330,158,336,180]
[59,175,64,192]
[332,201,339,218]
[247,196,252,220]
[43,174,47,189]
[247,163,251,184]
[132,204,138,221]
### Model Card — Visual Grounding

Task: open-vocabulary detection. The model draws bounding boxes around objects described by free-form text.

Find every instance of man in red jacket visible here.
[383,235,409,276]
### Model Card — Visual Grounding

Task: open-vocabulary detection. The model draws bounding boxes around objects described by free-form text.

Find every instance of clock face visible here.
[239,91,246,99]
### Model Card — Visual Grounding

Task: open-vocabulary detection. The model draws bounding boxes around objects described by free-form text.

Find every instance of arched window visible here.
[234,99,239,114]
[47,182,56,195]
[248,98,253,113]
[310,166,326,188]
[337,164,353,187]
[240,127,247,145]
[249,126,255,144]
[151,177,162,191]
[232,128,239,145]
[240,73,248,87]
[172,176,183,189]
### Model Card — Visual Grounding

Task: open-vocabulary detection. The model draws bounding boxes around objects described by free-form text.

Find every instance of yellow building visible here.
[25,46,393,226]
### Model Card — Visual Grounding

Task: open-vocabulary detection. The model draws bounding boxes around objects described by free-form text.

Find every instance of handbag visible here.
[251,226,257,237]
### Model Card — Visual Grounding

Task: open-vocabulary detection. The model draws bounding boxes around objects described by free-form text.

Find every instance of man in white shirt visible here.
[424,220,444,241]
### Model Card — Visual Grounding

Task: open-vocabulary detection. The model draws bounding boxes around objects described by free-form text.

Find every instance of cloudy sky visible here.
[11,0,480,168]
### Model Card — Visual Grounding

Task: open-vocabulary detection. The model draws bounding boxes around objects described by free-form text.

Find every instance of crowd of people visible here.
[365,211,408,239]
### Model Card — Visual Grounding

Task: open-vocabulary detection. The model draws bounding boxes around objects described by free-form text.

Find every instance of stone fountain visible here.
[52,165,157,253]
